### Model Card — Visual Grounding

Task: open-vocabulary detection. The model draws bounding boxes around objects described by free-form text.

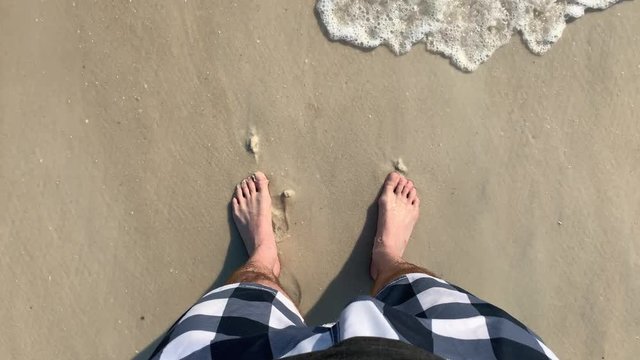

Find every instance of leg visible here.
[361,173,558,359]
[151,172,307,360]
[370,172,434,295]
[229,171,287,295]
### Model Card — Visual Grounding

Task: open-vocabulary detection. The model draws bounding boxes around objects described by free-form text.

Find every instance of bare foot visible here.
[232,171,281,277]
[370,172,420,280]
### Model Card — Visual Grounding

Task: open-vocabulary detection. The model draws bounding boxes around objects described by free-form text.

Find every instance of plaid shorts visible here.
[150,273,558,359]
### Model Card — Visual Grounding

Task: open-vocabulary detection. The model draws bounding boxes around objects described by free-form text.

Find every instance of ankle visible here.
[373,234,405,256]
[371,249,402,278]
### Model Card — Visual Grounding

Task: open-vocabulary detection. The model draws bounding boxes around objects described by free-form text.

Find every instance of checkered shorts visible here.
[150,273,558,359]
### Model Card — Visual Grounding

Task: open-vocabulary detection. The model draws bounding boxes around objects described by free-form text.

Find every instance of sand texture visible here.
[1,1,639,359]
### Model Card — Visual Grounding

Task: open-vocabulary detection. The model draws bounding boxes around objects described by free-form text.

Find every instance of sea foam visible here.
[316,0,622,71]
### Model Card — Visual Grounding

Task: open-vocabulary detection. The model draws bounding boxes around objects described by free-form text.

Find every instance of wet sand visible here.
[1,1,639,358]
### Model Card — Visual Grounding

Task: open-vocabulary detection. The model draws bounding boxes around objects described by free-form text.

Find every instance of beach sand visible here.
[1,1,639,358]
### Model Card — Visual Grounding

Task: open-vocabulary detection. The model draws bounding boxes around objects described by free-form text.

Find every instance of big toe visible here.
[253,171,269,192]
[384,172,402,191]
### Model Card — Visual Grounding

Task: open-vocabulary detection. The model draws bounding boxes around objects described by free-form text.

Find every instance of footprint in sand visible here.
[271,188,296,241]
[279,267,302,306]
[271,187,301,305]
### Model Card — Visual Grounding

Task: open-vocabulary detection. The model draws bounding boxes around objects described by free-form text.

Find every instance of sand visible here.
[1,1,639,359]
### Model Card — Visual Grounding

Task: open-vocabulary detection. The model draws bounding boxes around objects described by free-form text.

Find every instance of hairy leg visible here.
[370,172,436,295]
[228,171,287,294]
[226,260,286,294]
[371,258,436,296]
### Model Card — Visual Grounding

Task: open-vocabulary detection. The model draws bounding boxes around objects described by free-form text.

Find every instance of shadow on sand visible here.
[132,204,247,360]
[303,201,377,325]
[133,197,380,359]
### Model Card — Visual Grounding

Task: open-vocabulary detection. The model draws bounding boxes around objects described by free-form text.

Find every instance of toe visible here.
[412,197,420,207]
[241,179,250,198]
[253,171,269,192]
[395,176,407,194]
[408,188,417,201]
[384,172,401,191]
[247,175,257,194]
[402,180,414,196]
[235,184,244,200]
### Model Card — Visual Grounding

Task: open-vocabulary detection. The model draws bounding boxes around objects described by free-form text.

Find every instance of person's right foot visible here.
[370,172,420,280]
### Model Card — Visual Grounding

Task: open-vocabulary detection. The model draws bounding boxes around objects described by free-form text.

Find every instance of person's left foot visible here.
[232,171,280,277]
[370,172,420,280]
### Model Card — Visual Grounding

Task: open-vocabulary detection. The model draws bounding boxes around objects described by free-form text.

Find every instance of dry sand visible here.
[1,1,639,359]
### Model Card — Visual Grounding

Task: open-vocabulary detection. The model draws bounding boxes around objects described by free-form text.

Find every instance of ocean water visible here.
[316,0,621,71]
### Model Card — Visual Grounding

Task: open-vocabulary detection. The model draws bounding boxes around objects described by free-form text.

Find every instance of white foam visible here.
[316,0,622,71]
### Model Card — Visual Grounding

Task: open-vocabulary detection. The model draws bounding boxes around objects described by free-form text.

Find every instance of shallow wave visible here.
[316,0,621,71]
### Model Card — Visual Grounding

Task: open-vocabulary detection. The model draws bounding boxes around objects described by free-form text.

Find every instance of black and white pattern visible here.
[151,273,558,360]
